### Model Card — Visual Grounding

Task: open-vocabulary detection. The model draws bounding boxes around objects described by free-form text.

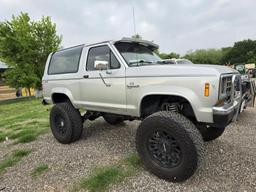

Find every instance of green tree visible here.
[221,39,256,64]
[184,48,223,64]
[0,12,61,95]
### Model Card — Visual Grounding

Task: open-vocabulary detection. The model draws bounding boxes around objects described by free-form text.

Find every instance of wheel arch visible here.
[51,88,75,104]
[139,93,198,121]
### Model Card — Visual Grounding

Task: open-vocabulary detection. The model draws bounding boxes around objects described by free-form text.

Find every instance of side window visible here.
[48,46,83,74]
[86,45,121,71]
[86,46,109,71]
[110,51,120,69]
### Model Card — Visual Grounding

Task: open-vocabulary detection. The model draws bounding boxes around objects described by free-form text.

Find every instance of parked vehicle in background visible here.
[42,37,242,182]
[253,69,256,78]
[235,63,246,75]
[234,64,256,112]
[248,68,256,78]
[162,58,193,64]
[240,76,253,112]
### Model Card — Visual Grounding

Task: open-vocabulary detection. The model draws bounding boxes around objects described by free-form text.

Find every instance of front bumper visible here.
[212,100,240,127]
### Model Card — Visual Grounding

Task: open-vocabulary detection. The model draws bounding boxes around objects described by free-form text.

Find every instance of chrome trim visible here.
[44,74,217,81]
[230,74,237,102]
[214,74,242,117]
[212,100,239,115]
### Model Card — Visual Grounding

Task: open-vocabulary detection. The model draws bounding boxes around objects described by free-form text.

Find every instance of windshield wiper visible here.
[129,60,153,66]
[156,60,175,64]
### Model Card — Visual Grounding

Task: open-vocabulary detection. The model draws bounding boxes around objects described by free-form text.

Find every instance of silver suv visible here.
[42,37,241,182]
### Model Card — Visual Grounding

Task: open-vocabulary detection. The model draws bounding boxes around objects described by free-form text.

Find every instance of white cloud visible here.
[0,0,256,55]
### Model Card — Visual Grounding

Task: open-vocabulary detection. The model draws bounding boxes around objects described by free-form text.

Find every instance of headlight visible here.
[219,74,232,101]
[218,74,241,104]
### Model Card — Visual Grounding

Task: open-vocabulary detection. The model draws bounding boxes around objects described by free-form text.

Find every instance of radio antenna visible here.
[132,6,136,35]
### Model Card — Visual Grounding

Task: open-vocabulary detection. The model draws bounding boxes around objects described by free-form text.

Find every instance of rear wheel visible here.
[197,124,225,142]
[50,102,83,144]
[136,111,204,182]
[103,113,124,125]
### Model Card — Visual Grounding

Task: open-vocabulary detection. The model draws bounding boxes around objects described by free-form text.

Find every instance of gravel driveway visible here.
[0,108,256,192]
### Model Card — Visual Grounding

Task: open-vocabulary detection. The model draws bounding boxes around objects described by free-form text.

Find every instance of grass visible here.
[72,153,142,192]
[79,166,125,192]
[16,134,38,143]
[122,153,142,169]
[0,149,32,175]
[0,132,6,142]
[0,99,51,144]
[31,163,49,178]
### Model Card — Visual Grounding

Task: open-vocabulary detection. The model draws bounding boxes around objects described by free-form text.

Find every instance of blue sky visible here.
[0,0,256,55]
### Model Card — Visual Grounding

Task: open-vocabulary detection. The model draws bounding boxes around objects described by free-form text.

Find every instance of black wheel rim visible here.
[54,114,67,136]
[147,130,182,168]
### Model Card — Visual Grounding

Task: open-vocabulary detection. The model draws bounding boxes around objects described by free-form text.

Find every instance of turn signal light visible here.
[204,83,210,97]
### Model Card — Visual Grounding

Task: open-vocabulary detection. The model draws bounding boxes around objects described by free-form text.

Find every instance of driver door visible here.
[79,44,126,114]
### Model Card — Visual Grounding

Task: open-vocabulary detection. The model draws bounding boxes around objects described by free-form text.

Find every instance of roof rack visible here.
[115,37,159,50]
[60,37,159,51]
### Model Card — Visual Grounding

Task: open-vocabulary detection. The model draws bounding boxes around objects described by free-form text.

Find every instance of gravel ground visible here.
[0,108,256,192]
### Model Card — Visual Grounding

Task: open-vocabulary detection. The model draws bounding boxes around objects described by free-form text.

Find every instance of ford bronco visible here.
[42,37,242,182]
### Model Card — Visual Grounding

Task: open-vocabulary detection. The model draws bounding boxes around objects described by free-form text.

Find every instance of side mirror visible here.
[94,60,108,70]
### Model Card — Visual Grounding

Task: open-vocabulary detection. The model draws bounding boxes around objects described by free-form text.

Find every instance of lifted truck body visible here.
[43,38,240,127]
[42,37,242,182]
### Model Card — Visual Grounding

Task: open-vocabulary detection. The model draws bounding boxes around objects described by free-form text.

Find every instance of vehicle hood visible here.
[125,64,238,77]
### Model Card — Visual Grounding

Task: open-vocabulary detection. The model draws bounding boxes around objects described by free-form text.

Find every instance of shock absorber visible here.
[161,102,180,113]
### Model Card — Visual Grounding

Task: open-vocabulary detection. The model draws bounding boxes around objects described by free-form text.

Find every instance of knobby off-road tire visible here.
[103,113,124,125]
[50,102,83,144]
[197,125,226,142]
[136,111,204,182]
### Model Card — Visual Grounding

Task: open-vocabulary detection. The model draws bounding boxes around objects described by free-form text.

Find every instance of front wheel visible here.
[50,102,83,144]
[136,111,204,182]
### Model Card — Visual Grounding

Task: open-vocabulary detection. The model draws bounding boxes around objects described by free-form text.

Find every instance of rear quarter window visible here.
[48,45,83,75]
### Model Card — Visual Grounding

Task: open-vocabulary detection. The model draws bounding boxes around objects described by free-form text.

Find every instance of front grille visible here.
[233,75,242,99]
[220,75,232,102]
[219,74,241,103]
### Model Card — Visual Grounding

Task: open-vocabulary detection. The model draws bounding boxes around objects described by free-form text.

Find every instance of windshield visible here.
[114,42,161,67]
[176,59,193,64]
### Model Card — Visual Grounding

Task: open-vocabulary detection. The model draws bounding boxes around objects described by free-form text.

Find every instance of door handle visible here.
[83,75,89,78]
[99,73,111,87]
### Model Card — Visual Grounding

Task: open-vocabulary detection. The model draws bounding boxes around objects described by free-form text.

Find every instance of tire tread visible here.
[136,111,204,182]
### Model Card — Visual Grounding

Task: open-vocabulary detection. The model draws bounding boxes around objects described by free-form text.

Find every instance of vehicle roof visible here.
[86,37,159,50]
[55,37,159,54]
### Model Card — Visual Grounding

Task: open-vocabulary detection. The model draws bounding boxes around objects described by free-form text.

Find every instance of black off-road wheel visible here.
[103,113,124,125]
[136,111,204,182]
[50,102,83,144]
[197,124,226,142]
